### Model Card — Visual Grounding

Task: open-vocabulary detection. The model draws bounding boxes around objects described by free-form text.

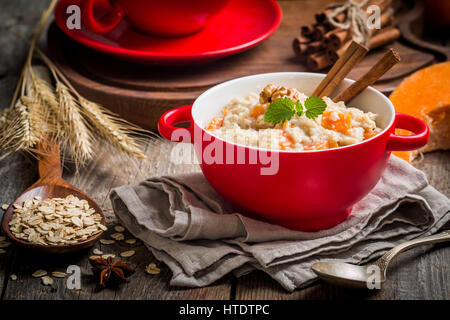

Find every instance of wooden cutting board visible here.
[47,0,447,131]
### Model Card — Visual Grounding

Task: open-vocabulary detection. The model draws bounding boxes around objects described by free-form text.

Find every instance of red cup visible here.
[81,0,230,36]
[158,73,429,231]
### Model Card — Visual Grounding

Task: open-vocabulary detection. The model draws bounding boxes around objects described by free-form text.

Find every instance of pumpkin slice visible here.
[389,62,450,162]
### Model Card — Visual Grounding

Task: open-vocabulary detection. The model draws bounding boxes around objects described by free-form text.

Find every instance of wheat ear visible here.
[55,82,94,164]
[35,49,150,160]
[0,97,41,152]
[78,98,146,159]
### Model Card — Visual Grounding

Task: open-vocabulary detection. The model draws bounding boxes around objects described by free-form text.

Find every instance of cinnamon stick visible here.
[301,24,315,38]
[369,27,400,49]
[324,29,348,51]
[327,27,400,63]
[315,9,346,24]
[328,40,350,64]
[325,4,394,52]
[312,24,329,40]
[312,41,368,97]
[306,40,326,54]
[293,36,311,56]
[371,0,393,14]
[293,37,326,56]
[307,51,332,71]
[333,48,400,103]
[380,8,395,27]
[316,0,391,25]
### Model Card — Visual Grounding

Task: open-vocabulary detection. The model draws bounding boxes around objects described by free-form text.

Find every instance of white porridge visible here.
[206,84,382,151]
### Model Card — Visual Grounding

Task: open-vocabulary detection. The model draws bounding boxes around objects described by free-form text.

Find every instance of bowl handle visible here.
[158,105,193,143]
[386,113,430,151]
[81,0,125,34]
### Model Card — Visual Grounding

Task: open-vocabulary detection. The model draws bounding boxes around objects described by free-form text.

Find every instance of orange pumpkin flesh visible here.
[389,62,450,162]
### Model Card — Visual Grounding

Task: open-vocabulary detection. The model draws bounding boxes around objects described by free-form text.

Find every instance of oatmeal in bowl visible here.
[206,84,382,151]
[159,72,428,231]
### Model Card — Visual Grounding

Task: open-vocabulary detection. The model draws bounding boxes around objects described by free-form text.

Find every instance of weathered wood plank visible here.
[0,0,52,299]
[0,153,38,298]
[416,152,450,196]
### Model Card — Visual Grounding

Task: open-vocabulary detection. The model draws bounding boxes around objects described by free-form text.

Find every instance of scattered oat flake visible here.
[32,269,47,277]
[120,250,135,258]
[145,263,161,275]
[125,239,136,244]
[110,233,125,241]
[41,276,53,286]
[114,225,125,232]
[89,255,101,260]
[100,239,115,245]
[102,254,116,259]
[52,271,67,278]
[2,204,8,210]
[10,274,17,280]
[93,248,103,255]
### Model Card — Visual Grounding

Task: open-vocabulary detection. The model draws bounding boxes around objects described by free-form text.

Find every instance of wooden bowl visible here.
[1,184,106,254]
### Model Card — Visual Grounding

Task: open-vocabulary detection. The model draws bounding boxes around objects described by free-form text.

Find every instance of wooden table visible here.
[0,0,448,300]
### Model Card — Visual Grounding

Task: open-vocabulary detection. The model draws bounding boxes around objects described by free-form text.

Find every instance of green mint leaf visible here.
[304,96,327,119]
[264,98,295,124]
[295,100,303,116]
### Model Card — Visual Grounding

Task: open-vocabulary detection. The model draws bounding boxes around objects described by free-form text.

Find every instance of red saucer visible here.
[54,0,282,65]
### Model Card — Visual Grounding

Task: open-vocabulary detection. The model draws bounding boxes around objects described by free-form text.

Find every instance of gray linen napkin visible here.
[110,156,450,291]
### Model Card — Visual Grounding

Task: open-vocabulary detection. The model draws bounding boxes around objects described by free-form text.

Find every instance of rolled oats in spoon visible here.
[9,195,107,245]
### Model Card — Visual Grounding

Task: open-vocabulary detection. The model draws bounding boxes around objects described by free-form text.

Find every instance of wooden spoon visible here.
[1,139,106,254]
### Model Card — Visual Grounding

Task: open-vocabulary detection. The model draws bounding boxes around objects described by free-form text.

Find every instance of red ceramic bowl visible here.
[158,73,429,231]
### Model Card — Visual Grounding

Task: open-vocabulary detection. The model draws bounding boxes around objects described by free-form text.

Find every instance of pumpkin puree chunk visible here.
[206,108,229,130]
[321,111,352,133]
[250,104,267,118]
[206,117,224,130]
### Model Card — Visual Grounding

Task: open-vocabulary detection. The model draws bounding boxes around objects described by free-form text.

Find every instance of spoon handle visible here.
[376,230,450,272]
[36,138,62,183]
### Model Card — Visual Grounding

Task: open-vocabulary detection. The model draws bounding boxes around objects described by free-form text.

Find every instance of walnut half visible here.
[259,84,301,104]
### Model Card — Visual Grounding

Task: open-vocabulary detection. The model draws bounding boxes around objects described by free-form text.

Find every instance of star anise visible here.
[89,256,135,288]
